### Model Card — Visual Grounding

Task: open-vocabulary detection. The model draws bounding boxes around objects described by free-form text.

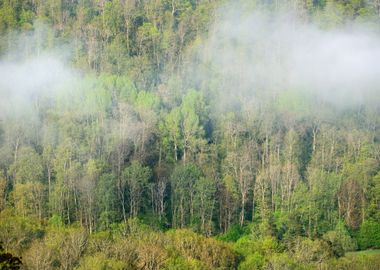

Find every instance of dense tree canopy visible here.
[1,0,380,269]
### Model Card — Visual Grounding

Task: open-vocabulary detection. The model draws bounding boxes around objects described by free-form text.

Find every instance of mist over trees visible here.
[1,0,380,269]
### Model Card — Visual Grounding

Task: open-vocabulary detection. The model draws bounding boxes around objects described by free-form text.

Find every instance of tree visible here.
[51,140,82,225]
[223,141,255,227]
[9,147,45,219]
[0,173,6,211]
[9,147,43,185]
[0,1,17,33]
[96,173,119,230]
[78,159,102,233]
[12,182,45,219]
[123,161,152,218]
[133,90,160,161]
[180,90,206,164]
[160,107,182,162]
[171,164,201,228]
[194,177,216,234]
[280,129,301,213]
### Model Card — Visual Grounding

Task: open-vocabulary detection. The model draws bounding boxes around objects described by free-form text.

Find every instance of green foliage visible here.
[193,177,216,233]
[238,252,264,270]
[170,164,201,228]
[9,147,43,184]
[0,1,380,269]
[43,226,88,270]
[290,237,333,264]
[276,89,313,116]
[160,107,183,162]
[135,90,160,111]
[322,221,357,256]
[0,210,43,254]
[0,2,17,32]
[123,161,152,217]
[218,224,250,242]
[166,229,239,269]
[163,256,204,270]
[115,217,150,237]
[76,253,126,270]
[234,235,280,258]
[324,251,380,270]
[96,173,119,230]
[48,214,64,228]
[357,220,380,249]
[265,253,305,270]
[12,181,45,218]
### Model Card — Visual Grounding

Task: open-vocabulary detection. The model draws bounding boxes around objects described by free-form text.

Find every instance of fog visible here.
[0,55,74,125]
[0,55,72,107]
[199,5,380,111]
[0,21,77,122]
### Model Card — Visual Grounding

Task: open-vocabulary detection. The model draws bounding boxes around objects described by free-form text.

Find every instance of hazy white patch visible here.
[0,54,75,120]
[0,55,72,97]
[201,7,380,110]
[0,20,78,121]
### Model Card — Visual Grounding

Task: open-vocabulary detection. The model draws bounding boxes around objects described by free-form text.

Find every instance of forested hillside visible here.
[1,0,380,269]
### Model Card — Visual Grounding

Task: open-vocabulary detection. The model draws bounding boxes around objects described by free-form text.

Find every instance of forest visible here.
[1,0,380,269]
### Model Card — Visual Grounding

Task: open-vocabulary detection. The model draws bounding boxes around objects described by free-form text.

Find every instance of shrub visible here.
[357,220,380,250]
[265,253,305,270]
[218,224,250,242]
[166,229,239,269]
[291,237,333,264]
[76,253,125,270]
[234,236,280,257]
[323,221,357,256]
[238,252,264,270]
